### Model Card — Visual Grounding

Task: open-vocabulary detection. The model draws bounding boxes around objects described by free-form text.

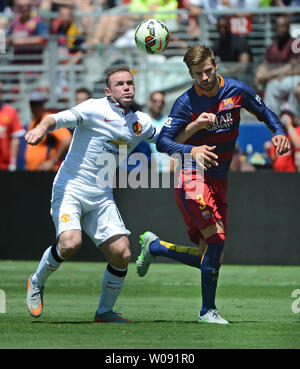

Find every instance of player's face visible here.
[105,71,135,111]
[189,58,218,93]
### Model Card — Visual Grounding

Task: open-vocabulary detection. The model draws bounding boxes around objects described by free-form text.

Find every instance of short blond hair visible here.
[183,45,216,71]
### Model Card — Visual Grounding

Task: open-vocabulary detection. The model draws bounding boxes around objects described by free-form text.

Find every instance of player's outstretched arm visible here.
[25,116,56,146]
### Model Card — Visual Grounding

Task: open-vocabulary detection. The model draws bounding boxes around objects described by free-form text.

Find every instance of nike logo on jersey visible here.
[104,118,113,122]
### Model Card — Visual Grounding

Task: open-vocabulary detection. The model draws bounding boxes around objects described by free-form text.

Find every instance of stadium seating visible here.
[0,6,300,124]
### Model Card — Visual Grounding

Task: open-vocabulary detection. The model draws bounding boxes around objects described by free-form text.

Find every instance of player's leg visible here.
[198,220,228,324]
[26,230,82,318]
[26,194,82,318]
[136,184,205,276]
[82,198,132,322]
[32,229,82,285]
[198,178,228,324]
[94,234,132,322]
[136,231,203,277]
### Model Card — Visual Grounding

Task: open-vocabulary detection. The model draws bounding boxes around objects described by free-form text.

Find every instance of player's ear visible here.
[105,87,111,97]
[189,69,195,80]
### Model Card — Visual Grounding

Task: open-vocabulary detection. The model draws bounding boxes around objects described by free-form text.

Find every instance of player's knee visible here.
[202,232,226,270]
[205,232,226,244]
[58,231,82,259]
[117,242,131,267]
[201,220,226,241]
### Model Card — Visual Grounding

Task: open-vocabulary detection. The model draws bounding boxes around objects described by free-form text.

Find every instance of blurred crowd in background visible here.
[1,0,300,174]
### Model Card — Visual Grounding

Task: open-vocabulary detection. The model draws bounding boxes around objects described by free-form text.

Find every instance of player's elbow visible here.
[156,133,167,153]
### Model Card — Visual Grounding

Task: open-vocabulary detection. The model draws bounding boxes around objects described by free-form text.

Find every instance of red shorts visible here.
[174,170,228,245]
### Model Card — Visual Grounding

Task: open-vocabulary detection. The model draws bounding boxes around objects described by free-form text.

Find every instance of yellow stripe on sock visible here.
[160,241,201,256]
[200,244,208,264]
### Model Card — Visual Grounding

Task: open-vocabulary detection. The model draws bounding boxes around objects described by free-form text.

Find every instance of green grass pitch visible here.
[0,260,299,349]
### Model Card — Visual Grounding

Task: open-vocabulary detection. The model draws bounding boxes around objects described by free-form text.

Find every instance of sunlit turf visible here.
[0,260,299,349]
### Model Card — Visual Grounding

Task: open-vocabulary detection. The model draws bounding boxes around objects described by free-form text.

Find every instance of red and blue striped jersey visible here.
[156,75,285,179]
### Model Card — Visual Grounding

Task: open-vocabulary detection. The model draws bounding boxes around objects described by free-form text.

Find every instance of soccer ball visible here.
[134,19,170,54]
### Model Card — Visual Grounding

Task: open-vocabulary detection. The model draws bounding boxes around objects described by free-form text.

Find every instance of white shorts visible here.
[51,191,130,247]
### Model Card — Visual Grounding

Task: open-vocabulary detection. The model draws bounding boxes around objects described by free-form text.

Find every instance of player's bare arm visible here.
[174,112,218,170]
[25,116,56,146]
[271,134,290,156]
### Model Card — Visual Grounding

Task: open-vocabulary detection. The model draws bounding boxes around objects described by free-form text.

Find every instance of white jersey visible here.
[50,97,157,197]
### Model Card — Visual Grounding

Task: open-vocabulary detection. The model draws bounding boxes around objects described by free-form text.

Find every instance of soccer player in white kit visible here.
[25,66,157,322]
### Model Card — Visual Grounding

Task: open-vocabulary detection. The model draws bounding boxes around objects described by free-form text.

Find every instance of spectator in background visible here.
[255,15,300,113]
[229,143,256,171]
[75,87,91,105]
[183,0,260,38]
[85,0,129,48]
[51,5,85,64]
[8,0,49,64]
[39,0,73,11]
[265,110,300,172]
[147,91,174,172]
[24,90,72,171]
[0,81,25,171]
[111,0,178,49]
[295,150,300,171]
[212,16,252,84]
[40,0,96,40]
[274,0,300,6]
[0,0,14,15]
[184,0,233,31]
[261,75,300,119]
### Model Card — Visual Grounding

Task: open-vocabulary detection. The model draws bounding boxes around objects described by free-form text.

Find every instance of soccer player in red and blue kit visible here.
[136,45,290,324]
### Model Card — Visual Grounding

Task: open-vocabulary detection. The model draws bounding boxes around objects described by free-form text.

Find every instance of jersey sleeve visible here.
[156,97,194,156]
[50,99,92,129]
[136,112,158,143]
[240,82,286,136]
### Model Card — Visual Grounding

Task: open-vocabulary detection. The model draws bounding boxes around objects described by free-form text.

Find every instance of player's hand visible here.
[195,112,216,130]
[191,145,218,171]
[25,126,47,146]
[271,134,290,156]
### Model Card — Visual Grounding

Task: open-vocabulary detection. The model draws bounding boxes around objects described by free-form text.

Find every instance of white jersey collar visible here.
[107,96,132,116]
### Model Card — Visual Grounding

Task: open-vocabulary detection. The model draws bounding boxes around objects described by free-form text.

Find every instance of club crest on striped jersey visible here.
[223,98,234,109]
[132,121,142,135]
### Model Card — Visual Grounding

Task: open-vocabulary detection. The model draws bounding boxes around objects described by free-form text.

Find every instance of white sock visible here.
[97,264,127,315]
[32,245,64,288]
